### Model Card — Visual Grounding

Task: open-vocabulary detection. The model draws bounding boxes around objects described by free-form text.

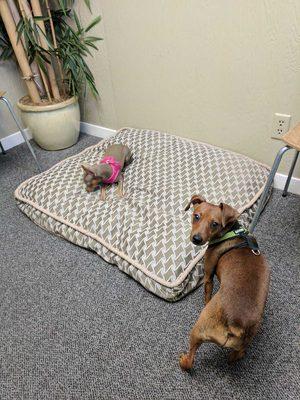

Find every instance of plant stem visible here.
[7,0,45,96]
[44,0,65,95]
[0,0,41,103]
[19,0,52,101]
[7,0,46,97]
[30,0,61,101]
[38,65,52,101]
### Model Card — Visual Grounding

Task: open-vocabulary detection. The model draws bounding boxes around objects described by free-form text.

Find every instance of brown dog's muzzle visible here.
[192,234,203,245]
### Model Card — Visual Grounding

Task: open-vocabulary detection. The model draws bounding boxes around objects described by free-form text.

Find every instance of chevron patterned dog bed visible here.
[15,128,270,301]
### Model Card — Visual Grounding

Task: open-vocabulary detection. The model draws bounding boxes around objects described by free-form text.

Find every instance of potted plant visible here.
[0,0,101,150]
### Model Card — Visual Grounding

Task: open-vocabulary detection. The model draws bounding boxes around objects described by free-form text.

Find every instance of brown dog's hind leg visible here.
[227,324,257,364]
[179,293,230,371]
[179,293,221,370]
[179,327,203,371]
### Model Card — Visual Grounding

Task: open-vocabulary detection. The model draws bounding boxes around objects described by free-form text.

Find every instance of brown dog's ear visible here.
[185,194,206,211]
[81,163,95,175]
[219,203,240,227]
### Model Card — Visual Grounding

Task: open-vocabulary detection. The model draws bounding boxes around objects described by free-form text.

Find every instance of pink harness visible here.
[100,156,121,184]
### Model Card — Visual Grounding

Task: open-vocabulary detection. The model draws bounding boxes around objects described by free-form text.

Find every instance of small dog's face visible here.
[185,195,239,246]
[82,163,103,192]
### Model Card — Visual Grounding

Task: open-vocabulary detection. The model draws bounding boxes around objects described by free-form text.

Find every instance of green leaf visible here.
[36,55,48,74]
[0,46,13,61]
[36,25,54,51]
[83,0,92,12]
[73,10,82,33]
[85,41,98,51]
[33,16,50,22]
[16,19,25,43]
[85,16,101,32]
[58,0,68,16]
[85,36,102,42]
[38,51,51,64]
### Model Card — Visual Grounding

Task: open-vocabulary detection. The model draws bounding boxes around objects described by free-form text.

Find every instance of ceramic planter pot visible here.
[17,96,80,150]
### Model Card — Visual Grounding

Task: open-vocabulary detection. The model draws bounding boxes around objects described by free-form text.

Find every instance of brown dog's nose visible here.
[192,234,203,245]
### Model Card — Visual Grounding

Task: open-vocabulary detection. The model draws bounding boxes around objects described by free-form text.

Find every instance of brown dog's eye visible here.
[194,214,201,221]
[211,221,219,228]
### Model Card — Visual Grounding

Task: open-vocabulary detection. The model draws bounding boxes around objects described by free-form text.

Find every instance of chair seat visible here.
[0,91,6,98]
[282,123,300,151]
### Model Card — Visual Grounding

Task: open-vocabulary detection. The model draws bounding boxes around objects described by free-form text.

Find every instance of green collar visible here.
[209,226,249,246]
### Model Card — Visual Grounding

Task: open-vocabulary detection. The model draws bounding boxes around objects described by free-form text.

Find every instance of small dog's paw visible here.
[179,353,192,371]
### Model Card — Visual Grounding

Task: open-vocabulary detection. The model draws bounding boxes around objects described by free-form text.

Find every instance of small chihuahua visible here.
[82,144,132,200]
[180,195,270,370]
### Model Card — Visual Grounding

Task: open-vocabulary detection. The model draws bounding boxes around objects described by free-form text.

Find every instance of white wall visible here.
[79,0,300,177]
[0,60,26,138]
[1,1,300,178]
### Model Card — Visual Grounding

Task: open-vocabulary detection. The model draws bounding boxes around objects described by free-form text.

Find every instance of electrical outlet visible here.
[271,113,291,139]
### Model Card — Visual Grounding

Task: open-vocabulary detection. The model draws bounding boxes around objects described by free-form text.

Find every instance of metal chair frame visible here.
[0,93,41,172]
[249,146,299,233]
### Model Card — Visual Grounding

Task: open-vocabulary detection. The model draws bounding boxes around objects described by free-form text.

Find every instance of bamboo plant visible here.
[0,0,101,105]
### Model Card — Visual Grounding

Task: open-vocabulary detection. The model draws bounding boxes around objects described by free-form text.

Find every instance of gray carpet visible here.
[0,134,299,400]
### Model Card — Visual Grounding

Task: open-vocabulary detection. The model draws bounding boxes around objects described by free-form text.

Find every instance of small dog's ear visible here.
[81,163,95,175]
[219,203,240,227]
[185,194,206,211]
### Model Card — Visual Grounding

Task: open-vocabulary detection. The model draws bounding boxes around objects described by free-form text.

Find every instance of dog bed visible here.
[15,128,270,301]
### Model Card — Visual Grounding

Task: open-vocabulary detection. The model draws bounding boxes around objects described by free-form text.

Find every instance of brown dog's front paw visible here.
[228,349,245,365]
[179,353,192,371]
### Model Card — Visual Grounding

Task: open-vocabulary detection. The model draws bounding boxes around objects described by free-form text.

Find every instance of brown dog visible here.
[179,195,270,370]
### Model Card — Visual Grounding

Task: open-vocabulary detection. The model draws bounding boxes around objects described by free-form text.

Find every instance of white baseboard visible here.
[1,124,299,195]
[1,122,116,151]
[273,173,300,195]
[1,128,31,151]
[80,121,116,139]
